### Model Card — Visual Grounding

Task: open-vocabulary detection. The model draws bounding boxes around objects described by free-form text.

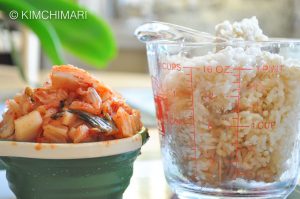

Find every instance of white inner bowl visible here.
[0,127,147,159]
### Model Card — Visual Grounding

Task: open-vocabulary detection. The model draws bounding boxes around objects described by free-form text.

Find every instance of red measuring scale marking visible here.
[151,76,168,136]
[182,66,197,162]
[191,68,197,163]
[232,67,242,178]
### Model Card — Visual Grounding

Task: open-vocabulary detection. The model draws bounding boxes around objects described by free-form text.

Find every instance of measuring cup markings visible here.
[256,65,283,73]
[153,61,282,181]
[224,66,280,178]
[200,65,283,76]
[251,121,276,129]
[203,65,233,74]
[159,62,182,71]
[182,66,198,163]
[234,66,241,178]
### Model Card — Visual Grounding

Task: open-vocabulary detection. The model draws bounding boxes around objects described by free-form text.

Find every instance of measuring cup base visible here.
[173,184,292,199]
[176,192,287,199]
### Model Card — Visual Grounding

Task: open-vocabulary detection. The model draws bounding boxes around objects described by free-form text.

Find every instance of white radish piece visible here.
[14,111,43,141]
[43,124,68,143]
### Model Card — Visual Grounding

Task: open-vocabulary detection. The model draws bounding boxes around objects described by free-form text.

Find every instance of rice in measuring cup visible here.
[161,17,300,186]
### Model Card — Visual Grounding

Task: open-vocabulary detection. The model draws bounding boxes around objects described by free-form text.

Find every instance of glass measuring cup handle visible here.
[134,21,228,43]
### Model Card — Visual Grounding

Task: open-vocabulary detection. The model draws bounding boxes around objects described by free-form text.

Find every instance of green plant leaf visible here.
[0,0,65,65]
[24,0,117,68]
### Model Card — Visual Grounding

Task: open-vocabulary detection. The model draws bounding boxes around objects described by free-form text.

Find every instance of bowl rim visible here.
[0,127,149,159]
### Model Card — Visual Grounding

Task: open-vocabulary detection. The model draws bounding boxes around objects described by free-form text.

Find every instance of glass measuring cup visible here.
[135,22,300,199]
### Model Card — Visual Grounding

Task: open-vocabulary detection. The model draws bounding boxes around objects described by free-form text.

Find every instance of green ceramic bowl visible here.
[0,158,5,170]
[0,127,149,199]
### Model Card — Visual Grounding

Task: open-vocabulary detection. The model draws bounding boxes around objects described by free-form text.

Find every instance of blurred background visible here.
[1,0,300,74]
[82,0,300,72]
[0,0,300,199]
